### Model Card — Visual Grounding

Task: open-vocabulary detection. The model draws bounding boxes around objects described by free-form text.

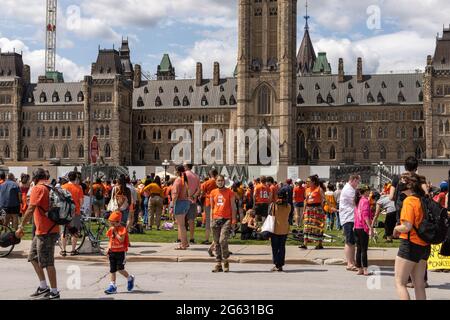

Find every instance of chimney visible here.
[134,64,141,88]
[23,64,31,84]
[338,58,344,83]
[196,62,203,87]
[213,62,220,86]
[91,63,96,75]
[357,57,363,82]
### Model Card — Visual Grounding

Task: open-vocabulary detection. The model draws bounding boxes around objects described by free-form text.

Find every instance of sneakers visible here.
[223,260,229,273]
[189,239,195,244]
[127,275,135,292]
[299,245,308,250]
[30,287,50,298]
[202,240,211,245]
[212,263,223,273]
[41,291,60,300]
[104,284,117,295]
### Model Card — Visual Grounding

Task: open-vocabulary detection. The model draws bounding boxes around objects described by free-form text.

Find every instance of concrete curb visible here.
[5,250,395,266]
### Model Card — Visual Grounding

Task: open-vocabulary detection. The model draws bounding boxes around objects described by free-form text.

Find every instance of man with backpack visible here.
[0,172,21,230]
[60,172,84,256]
[17,168,61,299]
[92,178,106,218]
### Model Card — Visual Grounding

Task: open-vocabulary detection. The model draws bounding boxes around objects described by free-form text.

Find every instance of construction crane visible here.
[43,0,63,82]
[45,0,57,73]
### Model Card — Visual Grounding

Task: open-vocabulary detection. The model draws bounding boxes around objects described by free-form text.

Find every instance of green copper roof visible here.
[158,54,173,72]
[312,52,332,75]
[45,71,64,83]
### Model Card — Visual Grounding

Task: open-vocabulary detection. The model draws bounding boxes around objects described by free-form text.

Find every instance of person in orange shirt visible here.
[18,168,60,299]
[104,211,135,294]
[300,175,326,250]
[60,172,84,256]
[293,179,306,227]
[253,176,271,222]
[91,178,106,218]
[200,169,219,245]
[267,177,278,203]
[210,175,237,273]
[394,172,431,300]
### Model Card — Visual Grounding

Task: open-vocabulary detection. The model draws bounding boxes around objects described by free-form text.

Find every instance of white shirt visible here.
[127,183,137,205]
[339,183,356,225]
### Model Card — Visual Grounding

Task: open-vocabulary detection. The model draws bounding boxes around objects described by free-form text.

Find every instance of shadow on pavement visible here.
[230,269,328,274]
[428,283,450,290]
[117,290,162,295]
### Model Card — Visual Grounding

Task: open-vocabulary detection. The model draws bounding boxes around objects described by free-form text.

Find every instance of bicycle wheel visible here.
[58,227,86,254]
[0,225,15,258]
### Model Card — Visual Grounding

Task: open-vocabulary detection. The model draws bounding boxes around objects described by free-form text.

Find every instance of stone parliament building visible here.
[0,0,450,180]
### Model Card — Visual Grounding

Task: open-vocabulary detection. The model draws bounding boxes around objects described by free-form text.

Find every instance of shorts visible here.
[254,203,269,218]
[2,207,20,215]
[174,200,190,216]
[109,251,126,273]
[294,202,304,208]
[343,222,355,245]
[186,203,197,221]
[63,215,81,236]
[28,233,59,269]
[397,239,431,263]
[93,199,105,209]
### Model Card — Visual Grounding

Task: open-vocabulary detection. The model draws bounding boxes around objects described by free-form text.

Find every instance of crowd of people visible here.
[1,155,449,300]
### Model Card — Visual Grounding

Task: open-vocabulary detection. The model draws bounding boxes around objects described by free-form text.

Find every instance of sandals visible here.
[346,266,358,271]
[60,251,67,257]
[70,250,80,256]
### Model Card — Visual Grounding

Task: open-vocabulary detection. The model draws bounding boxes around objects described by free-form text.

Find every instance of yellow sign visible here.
[427,244,450,270]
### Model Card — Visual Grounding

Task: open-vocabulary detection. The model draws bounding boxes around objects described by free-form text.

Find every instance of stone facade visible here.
[0,2,449,168]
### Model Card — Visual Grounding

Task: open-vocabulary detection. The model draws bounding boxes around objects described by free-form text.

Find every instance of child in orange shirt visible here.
[105,211,135,294]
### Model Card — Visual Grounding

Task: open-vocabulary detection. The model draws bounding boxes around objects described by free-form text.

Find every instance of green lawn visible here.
[18,216,401,248]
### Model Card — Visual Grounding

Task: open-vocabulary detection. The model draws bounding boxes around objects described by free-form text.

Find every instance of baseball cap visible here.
[108,211,122,223]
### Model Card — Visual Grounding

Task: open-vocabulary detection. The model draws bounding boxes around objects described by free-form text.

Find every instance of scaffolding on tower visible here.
[44,0,64,83]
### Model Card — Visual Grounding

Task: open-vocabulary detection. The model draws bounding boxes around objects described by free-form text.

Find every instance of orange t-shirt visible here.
[211,188,235,220]
[106,226,130,252]
[62,182,84,215]
[30,183,59,235]
[254,184,270,204]
[201,178,217,207]
[270,184,279,203]
[305,187,322,205]
[293,186,305,203]
[399,196,428,247]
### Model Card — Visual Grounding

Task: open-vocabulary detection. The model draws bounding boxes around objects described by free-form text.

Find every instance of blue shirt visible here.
[0,180,20,208]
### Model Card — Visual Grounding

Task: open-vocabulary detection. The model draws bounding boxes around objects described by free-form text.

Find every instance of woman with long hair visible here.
[172,165,190,250]
[112,175,132,228]
[394,172,430,300]
[300,175,326,250]
[353,185,374,276]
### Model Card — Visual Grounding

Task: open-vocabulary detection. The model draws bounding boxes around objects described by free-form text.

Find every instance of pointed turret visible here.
[157,54,176,80]
[297,1,316,75]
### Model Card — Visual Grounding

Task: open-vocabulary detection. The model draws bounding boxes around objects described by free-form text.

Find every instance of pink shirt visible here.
[354,196,372,234]
[185,170,200,203]
[172,176,189,201]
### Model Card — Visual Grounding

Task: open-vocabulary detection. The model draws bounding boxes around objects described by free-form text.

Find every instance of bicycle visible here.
[58,215,109,255]
[0,209,15,258]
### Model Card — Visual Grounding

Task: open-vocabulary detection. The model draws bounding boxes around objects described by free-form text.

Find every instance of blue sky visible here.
[0,0,448,82]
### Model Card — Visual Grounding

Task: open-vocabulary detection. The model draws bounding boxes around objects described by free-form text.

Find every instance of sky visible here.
[0,0,448,82]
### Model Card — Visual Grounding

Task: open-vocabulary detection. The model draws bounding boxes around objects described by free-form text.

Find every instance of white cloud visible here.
[0,37,89,82]
[314,31,435,74]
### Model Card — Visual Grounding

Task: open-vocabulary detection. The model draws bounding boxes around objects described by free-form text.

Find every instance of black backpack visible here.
[415,197,449,245]
[95,187,104,201]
